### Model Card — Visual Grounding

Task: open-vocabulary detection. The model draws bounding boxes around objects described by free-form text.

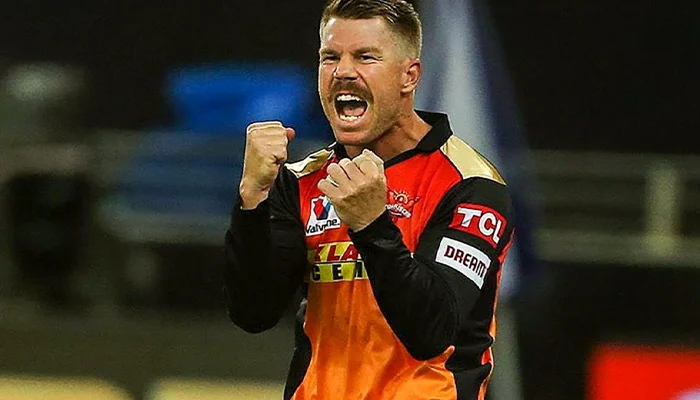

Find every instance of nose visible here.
[333,56,358,80]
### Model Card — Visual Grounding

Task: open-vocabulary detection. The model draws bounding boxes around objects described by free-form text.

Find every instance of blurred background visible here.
[0,1,698,399]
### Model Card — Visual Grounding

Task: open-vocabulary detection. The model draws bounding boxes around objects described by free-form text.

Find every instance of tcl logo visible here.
[449,204,506,248]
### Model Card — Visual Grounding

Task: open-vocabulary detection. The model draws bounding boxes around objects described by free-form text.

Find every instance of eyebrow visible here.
[319,46,383,56]
[319,48,338,56]
[353,47,382,55]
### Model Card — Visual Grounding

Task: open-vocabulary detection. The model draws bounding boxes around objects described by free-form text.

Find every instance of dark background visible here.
[1,2,698,400]
[2,0,697,153]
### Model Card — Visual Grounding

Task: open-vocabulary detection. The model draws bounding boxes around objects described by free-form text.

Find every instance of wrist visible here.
[239,181,270,210]
[349,211,401,251]
[349,208,390,233]
[348,210,384,232]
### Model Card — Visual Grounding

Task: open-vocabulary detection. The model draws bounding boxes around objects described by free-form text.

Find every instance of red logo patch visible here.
[449,204,506,248]
[387,189,420,220]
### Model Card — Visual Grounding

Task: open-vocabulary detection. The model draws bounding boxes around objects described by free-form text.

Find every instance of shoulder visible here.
[438,136,506,186]
[431,136,512,221]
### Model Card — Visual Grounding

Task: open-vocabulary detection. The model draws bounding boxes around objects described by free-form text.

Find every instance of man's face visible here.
[318,17,410,147]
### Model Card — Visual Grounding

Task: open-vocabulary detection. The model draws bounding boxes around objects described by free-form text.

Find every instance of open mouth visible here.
[334,93,369,122]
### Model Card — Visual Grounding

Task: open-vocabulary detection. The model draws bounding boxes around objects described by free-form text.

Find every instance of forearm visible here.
[349,211,460,360]
[224,199,305,333]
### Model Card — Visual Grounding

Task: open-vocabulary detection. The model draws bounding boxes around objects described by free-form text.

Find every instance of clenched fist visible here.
[318,149,387,232]
[239,121,295,209]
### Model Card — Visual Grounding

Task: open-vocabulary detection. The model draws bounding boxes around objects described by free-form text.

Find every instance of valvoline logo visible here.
[306,196,341,237]
[312,197,332,220]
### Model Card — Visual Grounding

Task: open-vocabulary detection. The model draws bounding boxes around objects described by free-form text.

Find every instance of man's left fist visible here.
[317,149,387,232]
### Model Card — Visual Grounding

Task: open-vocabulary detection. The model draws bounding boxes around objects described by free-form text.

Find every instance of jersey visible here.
[224,111,515,400]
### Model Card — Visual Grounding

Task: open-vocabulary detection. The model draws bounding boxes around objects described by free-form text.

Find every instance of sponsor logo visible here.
[306,196,341,236]
[435,237,491,288]
[387,189,420,220]
[449,204,506,248]
[307,241,367,283]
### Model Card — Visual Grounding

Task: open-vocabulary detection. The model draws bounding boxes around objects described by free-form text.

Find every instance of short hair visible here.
[320,0,422,58]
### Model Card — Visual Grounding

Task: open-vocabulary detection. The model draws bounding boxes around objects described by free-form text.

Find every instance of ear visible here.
[401,58,422,95]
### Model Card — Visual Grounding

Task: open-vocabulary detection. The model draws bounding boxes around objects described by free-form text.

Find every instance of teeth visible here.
[336,94,364,102]
[339,114,361,122]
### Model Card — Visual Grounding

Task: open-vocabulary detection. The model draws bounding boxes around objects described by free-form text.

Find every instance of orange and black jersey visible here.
[224,111,515,400]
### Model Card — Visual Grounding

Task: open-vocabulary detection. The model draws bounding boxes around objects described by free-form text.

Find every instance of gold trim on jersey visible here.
[440,136,506,185]
[286,148,333,179]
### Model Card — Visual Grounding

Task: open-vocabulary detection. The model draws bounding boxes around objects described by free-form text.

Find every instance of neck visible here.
[345,109,432,160]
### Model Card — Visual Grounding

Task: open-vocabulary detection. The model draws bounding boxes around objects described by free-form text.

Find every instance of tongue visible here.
[342,101,367,117]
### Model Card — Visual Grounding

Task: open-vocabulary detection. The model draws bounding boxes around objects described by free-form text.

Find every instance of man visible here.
[224,0,514,399]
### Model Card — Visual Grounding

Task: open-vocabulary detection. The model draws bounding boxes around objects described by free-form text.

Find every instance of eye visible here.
[360,55,377,62]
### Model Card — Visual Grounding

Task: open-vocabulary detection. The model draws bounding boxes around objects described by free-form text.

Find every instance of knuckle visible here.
[272,147,287,158]
[247,123,285,138]
[362,163,376,173]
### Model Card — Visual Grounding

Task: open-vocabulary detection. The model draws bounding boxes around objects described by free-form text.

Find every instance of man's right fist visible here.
[239,121,295,210]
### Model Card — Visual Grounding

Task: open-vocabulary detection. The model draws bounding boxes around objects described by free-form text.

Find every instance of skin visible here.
[317,17,429,160]
[241,16,431,232]
[239,121,295,209]
[318,149,387,231]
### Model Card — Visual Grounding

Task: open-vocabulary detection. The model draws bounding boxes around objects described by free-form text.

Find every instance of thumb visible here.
[285,127,296,142]
[362,149,384,173]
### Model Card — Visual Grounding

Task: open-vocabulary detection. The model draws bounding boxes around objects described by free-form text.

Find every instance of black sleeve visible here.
[349,178,514,360]
[223,167,308,333]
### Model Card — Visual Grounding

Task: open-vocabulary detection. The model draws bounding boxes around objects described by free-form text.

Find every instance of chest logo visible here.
[387,189,420,220]
[306,195,342,236]
[307,241,367,283]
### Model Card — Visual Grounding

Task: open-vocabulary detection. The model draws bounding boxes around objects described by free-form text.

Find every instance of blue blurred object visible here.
[165,63,320,136]
[110,63,330,222]
[116,131,245,216]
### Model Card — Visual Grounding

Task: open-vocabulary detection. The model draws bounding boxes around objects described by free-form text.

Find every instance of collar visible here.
[329,110,453,161]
